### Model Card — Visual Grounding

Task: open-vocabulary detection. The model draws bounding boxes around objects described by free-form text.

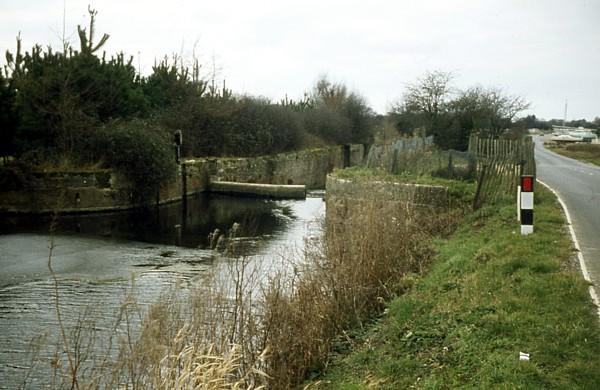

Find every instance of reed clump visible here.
[38,194,462,389]
[261,198,460,388]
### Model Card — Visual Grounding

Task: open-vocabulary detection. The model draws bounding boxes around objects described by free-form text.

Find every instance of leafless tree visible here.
[402,70,454,117]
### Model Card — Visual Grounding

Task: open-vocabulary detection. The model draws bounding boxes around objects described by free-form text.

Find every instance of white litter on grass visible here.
[519,352,530,361]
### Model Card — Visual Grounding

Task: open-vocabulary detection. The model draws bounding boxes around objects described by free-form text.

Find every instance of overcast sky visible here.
[1,0,599,120]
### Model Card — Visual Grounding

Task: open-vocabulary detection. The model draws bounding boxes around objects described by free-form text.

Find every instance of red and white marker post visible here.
[520,175,534,235]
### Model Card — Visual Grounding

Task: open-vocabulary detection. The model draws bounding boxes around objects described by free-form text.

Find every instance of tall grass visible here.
[308,186,600,389]
[36,193,461,389]
[261,197,459,388]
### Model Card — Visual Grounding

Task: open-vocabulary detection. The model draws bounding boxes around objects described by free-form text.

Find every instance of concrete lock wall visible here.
[0,163,212,214]
[0,144,363,214]
[208,145,364,189]
[325,175,449,231]
[0,170,133,214]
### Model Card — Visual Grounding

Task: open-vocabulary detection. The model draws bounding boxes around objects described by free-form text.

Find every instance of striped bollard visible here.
[520,175,534,235]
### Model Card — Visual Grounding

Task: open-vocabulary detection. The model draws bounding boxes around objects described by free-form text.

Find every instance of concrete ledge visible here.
[210,181,306,199]
[326,176,449,207]
[325,174,449,231]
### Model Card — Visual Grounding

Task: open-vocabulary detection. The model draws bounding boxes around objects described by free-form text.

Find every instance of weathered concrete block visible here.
[0,145,362,214]
[210,181,306,199]
[325,174,449,231]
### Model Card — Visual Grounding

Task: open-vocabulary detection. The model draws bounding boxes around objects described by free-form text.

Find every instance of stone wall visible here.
[0,169,130,214]
[206,145,364,189]
[0,144,363,214]
[325,174,449,231]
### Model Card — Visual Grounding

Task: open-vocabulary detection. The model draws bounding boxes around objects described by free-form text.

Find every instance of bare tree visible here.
[311,76,349,109]
[77,7,109,55]
[402,70,454,117]
[450,86,530,136]
[392,71,530,148]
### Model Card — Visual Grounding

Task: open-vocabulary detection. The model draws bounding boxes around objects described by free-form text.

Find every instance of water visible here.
[0,193,325,388]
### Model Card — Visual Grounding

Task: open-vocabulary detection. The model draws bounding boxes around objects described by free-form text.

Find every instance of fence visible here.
[362,134,536,209]
[365,136,476,179]
[468,135,536,209]
[365,136,433,172]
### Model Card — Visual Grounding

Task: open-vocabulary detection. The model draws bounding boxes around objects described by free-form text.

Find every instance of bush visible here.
[225,97,303,156]
[160,95,306,157]
[307,77,374,145]
[0,73,18,159]
[6,12,375,165]
[303,106,350,144]
[88,119,176,201]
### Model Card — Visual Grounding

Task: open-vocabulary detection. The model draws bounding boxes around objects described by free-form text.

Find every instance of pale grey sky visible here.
[1,0,599,120]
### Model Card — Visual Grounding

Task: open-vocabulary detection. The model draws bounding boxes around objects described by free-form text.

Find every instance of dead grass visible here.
[548,143,600,166]
[35,190,463,389]
[307,186,600,389]
[261,198,460,388]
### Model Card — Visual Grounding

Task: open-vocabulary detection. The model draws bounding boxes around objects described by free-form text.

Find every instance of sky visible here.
[1,0,599,120]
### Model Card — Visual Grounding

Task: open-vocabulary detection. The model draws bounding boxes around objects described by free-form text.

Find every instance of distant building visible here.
[551,125,598,144]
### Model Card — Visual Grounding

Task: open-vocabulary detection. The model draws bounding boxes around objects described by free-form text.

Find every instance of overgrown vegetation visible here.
[90,119,177,201]
[307,186,600,389]
[0,8,374,199]
[389,70,531,150]
[388,71,599,152]
[262,195,460,388]
[548,143,600,167]
[30,174,467,388]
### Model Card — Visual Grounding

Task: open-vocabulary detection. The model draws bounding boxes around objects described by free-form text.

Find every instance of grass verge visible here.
[307,185,600,389]
[548,144,600,166]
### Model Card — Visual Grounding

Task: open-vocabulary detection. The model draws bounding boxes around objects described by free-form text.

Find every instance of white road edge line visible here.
[537,179,600,319]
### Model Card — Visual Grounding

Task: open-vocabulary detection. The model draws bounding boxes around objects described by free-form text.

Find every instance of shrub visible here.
[303,106,351,144]
[0,72,18,159]
[160,95,306,157]
[88,119,176,201]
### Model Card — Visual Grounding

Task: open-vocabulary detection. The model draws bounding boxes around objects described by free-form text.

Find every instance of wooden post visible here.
[473,163,488,210]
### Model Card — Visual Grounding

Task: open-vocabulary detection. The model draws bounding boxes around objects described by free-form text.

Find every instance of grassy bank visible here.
[34,170,461,388]
[548,144,600,166]
[308,185,600,388]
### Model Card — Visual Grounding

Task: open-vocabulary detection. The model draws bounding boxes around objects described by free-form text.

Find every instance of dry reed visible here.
[36,193,461,389]
[261,197,455,388]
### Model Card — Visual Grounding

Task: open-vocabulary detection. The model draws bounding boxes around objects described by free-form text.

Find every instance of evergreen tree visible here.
[0,72,18,160]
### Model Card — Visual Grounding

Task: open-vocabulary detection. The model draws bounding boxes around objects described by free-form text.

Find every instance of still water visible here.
[0,193,325,388]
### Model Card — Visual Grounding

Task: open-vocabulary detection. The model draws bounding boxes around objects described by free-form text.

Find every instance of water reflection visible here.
[0,194,324,388]
[0,193,295,248]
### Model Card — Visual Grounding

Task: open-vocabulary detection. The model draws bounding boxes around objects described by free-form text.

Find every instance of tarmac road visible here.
[534,136,600,287]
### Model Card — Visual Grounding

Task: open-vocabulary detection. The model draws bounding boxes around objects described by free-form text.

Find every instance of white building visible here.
[551,125,598,143]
